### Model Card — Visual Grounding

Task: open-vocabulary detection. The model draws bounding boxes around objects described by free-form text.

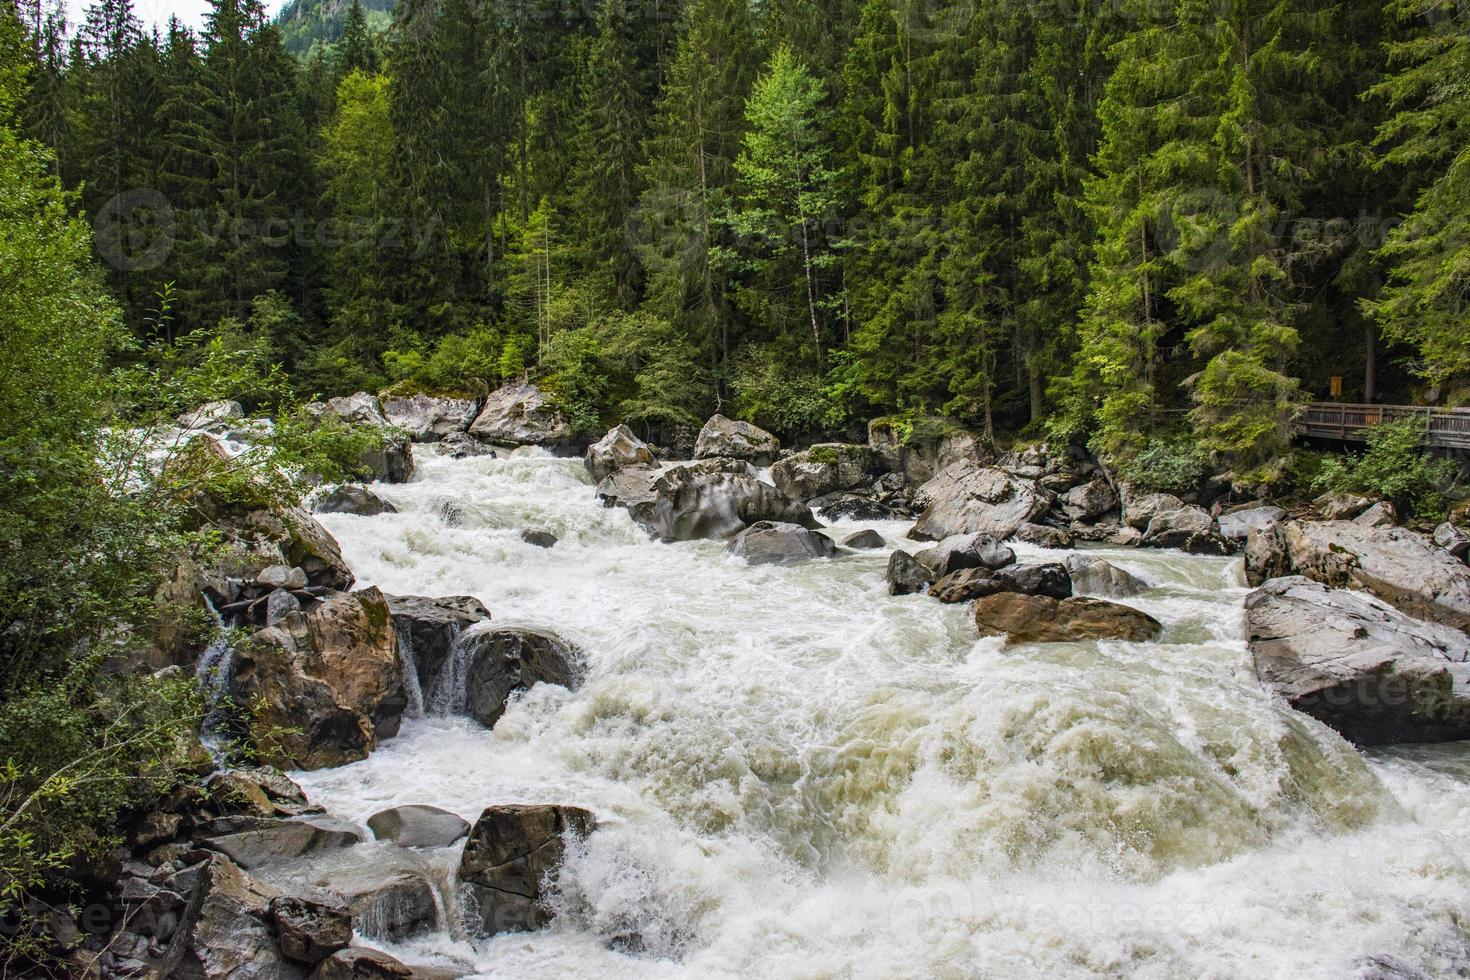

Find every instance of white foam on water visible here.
[295,447,1470,978]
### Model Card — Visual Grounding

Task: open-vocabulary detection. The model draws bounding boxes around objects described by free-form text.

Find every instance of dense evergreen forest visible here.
[14,0,1470,473]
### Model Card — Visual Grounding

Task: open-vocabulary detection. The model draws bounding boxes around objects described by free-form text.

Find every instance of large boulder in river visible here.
[1140,504,1229,555]
[1246,576,1470,745]
[644,459,818,541]
[771,443,878,500]
[726,521,838,565]
[694,414,780,465]
[972,593,1162,646]
[907,461,1049,541]
[594,465,661,524]
[1009,522,1074,549]
[867,417,980,483]
[914,533,1016,578]
[1123,492,1185,530]
[585,424,655,481]
[1217,505,1286,542]
[1246,520,1470,632]
[457,628,581,729]
[230,587,403,770]
[312,484,397,517]
[928,563,1071,604]
[468,380,572,446]
[196,813,363,870]
[458,804,596,937]
[1064,554,1149,598]
[152,854,304,980]
[385,594,491,695]
[886,550,933,596]
[368,805,471,849]
[318,392,415,483]
[381,393,479,442]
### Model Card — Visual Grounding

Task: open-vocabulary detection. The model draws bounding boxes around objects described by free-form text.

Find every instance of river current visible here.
[293,447,1470,978]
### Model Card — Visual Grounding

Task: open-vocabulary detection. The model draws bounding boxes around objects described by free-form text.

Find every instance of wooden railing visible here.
[1296,402,1470,450]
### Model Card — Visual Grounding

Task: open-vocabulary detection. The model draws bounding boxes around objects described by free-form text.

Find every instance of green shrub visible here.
[1312,417,1459,521]
[1118,439,1209,496]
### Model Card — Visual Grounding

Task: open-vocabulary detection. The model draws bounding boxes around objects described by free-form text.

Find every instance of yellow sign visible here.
[1330,376,1342,398]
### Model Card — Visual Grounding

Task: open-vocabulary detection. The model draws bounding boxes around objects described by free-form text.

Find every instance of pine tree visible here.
[634,0,757,403]
[727,46,843,369]
[337,0,377,76]
[1363,0,1470,386]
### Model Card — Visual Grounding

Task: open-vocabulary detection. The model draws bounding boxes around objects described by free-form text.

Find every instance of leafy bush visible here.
[1118,439,1209,496]
[1312,417,1459,521]
[539,328,611,436]
[383,322,511,396]
[732,344,849,438]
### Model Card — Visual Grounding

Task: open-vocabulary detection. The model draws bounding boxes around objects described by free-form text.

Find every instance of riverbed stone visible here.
[367,805,471,849]
[385,594,491,697]
[866,417,981,483]
[468,380,572,446]
[727,521,838,565]
[153,854,303,980]
[313,947,460,980]
[460,628,581,729]
[771,443,878,501]
[1141,504,1229,555]
[197,814,363,870]
[381,394,479,442]
[312,485,398,517]
[1434,522,1470,563]
[1123,492,1184,530]
[230,587,402,770]
[1009,522,1074,549]
[1059,479,1119,522]
[269,894,352,963]
[644,459,818,541]
[585,425,656,481]
[178,400,245,430]
[914,533,1016,578]
[1217,505,1286,541]
[908,461,1048,542]
[458,804,596,937]
[972,593,1162,646]
[841,529,886,549]
[1354,500,1398,528]
[521,528,558,548]
[694,414,780,465]
[886,550,933,596]
[1314,490,1373,521]
[1246,575,1470,745]
[1250,520,1470,632]
[1063,554,1149,598]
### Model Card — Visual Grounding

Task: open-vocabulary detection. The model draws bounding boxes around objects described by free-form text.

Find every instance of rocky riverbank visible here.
[72,379,1470,977]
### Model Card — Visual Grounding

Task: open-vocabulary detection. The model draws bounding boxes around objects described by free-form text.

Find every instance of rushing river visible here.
[294,447,1470,978]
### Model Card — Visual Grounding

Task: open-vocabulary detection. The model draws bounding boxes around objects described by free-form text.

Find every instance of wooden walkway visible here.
[1296,402,1470,450]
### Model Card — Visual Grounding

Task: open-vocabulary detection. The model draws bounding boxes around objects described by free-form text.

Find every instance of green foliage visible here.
[1312,417,1459,520]
[731,343,848,437]
[1118,439,1209,497]
[539,328,610,437]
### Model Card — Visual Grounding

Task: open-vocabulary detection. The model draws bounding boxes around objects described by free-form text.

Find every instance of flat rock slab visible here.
[1246,575,1470,745]
[972,593,1162,647]
[368,805,471,849]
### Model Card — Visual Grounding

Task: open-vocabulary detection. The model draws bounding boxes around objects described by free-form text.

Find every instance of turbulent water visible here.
[294,447,1470,978]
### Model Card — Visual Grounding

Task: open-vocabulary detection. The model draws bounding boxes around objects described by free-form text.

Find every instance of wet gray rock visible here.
[385,594,491,696]
[1354,500,1398,528]
[928,567,1003,603]
[726,521,838,565]
[468,380,572,446]
[914,533,1015,578]
[1434,522,1470,563]
[585,425,656,481]
[1141,504,1229,555]
[1064,554,1149,598]
[197,814,363,870]
[771,443,878,500]
[594,466,661,523]
[1314,490,1373,521]
[908,461,1048,542]
[841,529,886,550]
[866,418,980,483]
[323,392,391,428]
[458,804,596,937]
[991,562,1073,600]
[886,550,933,596]
[269,894,351,963]
[153,854,304,980]
[1059,479,1119,522]
[320,868,439,943]
[973,594,1162,647]
[312,485,398,517]
[313,947,460,979]
[367,805,471,849]
[265,588,301,627]
[381,394,479,442]
[521,529,558,548]
[1217,505,1286,541]
[1246,575,1470,745]
[1123,492,1185,530]
[178,400,245,430]
[694,414,780,466]
[257,565,308,591]
[461,628,582,729]
[644,459,818,541]
[438,431,494,458]
[1009,522,1074,549]
[1249,520,1470,632]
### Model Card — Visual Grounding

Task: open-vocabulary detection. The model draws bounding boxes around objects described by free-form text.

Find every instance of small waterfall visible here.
[398,629,427,719]
[425,626,476,717]
[194,596,237,756]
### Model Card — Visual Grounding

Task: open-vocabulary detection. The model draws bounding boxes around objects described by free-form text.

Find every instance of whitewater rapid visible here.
[296,447,1470,978]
